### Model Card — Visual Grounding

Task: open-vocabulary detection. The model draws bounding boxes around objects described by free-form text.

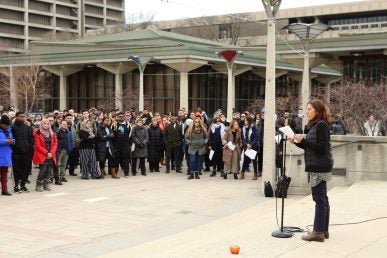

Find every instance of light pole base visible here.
[272,229,293,238]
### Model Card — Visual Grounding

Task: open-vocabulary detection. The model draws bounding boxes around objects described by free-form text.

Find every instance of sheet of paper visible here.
[245,149,257,160]
[209,149,215,160]
[279,126,295,138]
[227,141,236,151]
[275,134,282,144]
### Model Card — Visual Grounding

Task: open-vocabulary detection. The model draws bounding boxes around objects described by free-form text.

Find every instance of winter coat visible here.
[79,130,96,149]
[111,122,132,152]
[131,125,149,158]
[32,131,58,165]
[11,119,34,154]
[295,120,333,173]
[0,127,13,167]
[165,123,183,148]
[96,125,115,162]
[222,127,242,157]
[56,128,74,154]
[185,129,208,156]
[208,123,225,151]
[147,125,163,162]
[242,125,260,151]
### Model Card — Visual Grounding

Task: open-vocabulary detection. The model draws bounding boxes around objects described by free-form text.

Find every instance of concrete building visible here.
[0,0,125,53]
[0,0,386,116]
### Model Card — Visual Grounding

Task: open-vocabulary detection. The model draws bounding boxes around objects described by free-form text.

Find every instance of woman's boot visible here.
[187,173,194,180]
[110,168,120,179]
[35,180,43,192]
[194,172,200,179]
[43,180,51,191]
[240,171,245,180]
[252,172,258,180]
[54,176,63,185]
[234,173,238,180]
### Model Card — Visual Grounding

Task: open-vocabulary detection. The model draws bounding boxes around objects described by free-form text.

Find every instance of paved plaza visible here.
[0,167,386,258]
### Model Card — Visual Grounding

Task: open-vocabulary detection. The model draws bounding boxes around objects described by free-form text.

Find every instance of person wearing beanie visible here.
[0,115,14,195]
[11,111,34,193]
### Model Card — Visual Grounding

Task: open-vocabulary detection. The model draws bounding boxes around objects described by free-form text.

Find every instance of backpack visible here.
[275,175,291,198]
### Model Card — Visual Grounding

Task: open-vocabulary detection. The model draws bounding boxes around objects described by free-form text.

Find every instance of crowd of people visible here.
[0,104,385,196]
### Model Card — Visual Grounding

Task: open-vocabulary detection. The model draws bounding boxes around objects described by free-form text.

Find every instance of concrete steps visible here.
[98,181,387,258]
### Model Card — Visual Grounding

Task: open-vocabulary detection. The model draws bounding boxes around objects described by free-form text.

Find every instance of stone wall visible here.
[286,135,387,195]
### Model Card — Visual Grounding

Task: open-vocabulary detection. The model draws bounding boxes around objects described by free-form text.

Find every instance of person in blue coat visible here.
[0,115,14,196]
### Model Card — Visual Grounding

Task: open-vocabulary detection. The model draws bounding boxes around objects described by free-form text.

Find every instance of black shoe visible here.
[132,173,137,176]
[187,174,194,180]
[21,186,29,192]
[204,167,210,172]
[210,172,216,177]
[141,173,147,176]
[221,172,225,178]
[70,173,77,176]
[234,173,238,180]
[176,170,182,173]
[55,180,63,185]
[61,177,68,182]
[2,191,12,196]
[223,173,227,179]
[14,187,21,194]
[25,179,31,184]
[199,172,202,175]
[155,170,160,172]
[194,172,200,179]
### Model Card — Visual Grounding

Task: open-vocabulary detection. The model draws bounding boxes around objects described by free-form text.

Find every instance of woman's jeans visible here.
[189,153,203,173]
[311,180,330,232]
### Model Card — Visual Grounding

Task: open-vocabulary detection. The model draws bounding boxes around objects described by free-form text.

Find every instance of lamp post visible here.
[128,56,153,111]
[261,0,281,195]
[283,23,331,127]
[216,50,242,121]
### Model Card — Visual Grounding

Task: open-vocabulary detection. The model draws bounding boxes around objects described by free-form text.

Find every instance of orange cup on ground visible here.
[230,245,240,255]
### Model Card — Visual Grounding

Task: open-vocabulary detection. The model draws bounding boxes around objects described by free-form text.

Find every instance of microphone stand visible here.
[272,135,292,238]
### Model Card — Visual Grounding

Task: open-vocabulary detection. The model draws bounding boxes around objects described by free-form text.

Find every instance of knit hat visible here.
[0,115,10,125]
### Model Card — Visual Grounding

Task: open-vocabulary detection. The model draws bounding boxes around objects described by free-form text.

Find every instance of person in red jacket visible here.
[33,119,57,192]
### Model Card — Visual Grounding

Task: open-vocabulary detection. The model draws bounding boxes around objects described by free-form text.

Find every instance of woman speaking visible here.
[289,99,333,242]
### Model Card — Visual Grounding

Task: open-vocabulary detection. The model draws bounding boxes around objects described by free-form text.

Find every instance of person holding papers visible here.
[288,99,333,242]
[222,120,242,179]
[241,117,260,180]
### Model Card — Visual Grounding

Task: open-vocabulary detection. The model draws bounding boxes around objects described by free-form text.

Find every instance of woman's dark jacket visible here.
[79,130,96,149]
[96,125,115,162]
[131,125,149,158]
[11,119,34,154]
[147,125,164,162]
[295,120,333,173]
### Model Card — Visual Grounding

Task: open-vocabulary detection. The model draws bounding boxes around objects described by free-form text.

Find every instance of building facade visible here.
[0,0,125,53]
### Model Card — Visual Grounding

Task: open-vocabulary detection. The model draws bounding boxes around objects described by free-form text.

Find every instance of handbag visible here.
[264,181,274,197]
[275,175,291,198]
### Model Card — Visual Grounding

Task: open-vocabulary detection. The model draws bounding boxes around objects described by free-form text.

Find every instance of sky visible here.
[125,0,367,22]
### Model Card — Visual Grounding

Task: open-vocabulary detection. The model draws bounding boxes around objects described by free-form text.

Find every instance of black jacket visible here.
[11,120,34,154]
[295,120,333,173]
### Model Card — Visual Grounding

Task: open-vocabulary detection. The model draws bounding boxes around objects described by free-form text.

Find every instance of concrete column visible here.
[115,73,123,111]
[300,44,310,129]
[9,67,18,110]
[262,17,277,193]
[180,72,189,110]
[226,66,235,122]
[59,74,67,110]
[139,71,144,111]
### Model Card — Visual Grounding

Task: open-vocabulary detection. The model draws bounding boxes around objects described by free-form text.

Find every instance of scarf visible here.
[39,119,52,138]
[211,123,225,139]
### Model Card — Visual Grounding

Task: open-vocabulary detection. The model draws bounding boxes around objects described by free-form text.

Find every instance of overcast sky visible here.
[125,0,366,21]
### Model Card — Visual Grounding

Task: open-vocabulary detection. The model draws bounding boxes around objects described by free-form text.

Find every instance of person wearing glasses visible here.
[111,112,132,178]
[0,115,14,196]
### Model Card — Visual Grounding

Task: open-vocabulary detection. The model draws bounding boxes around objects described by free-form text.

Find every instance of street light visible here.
[283,23,331,127]
[128,55,153,111]
[216,50,243,121]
